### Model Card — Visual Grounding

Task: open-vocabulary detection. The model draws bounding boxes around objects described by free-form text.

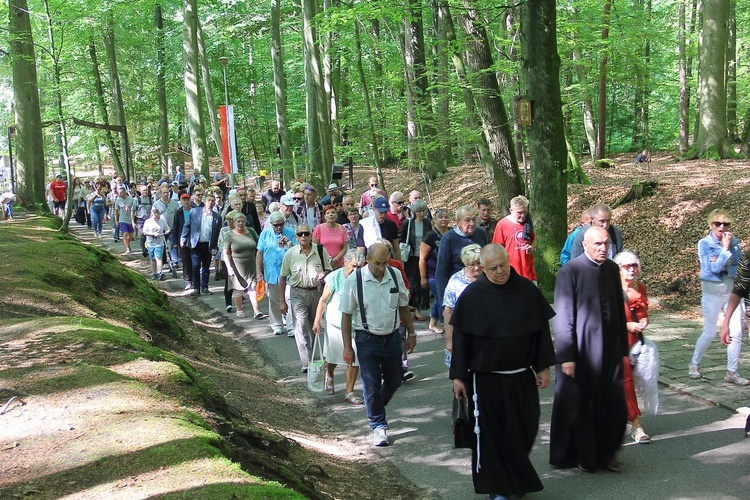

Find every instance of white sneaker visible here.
[373,427,389,447]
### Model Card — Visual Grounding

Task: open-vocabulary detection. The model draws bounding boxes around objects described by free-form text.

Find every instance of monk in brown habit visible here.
[450,244,556,499]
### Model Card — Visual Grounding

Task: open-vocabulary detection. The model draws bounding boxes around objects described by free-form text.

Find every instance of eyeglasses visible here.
[194,193,203,197]
[293,197,302,202]
[296,231,311,237]
[392,200,405,205]
[712,221,731,227]
[272,222,285,227]
[621,263,639,270]
[369,183,377,187]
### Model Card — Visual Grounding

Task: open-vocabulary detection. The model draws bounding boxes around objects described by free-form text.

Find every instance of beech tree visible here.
[691,0,734,158]
[9,0,46,208]
[520,0,567,289]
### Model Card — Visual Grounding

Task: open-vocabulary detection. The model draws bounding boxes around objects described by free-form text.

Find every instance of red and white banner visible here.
[219,105,238,175]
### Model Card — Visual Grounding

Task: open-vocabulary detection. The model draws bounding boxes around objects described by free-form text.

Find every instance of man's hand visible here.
[343,345,355,366]
[536,368,551,388]
[561,361,576,378]
[406,335,416,354]
[453,378,467,399]
[279,299,288,316]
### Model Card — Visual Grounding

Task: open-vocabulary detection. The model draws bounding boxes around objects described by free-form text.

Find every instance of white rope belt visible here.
[472,367,530,473]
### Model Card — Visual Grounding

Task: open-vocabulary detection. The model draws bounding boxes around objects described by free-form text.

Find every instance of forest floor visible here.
[1,151,745,498]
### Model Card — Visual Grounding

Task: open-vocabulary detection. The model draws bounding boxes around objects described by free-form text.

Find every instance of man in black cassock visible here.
[549,226,628,473]
[450,244,556,499]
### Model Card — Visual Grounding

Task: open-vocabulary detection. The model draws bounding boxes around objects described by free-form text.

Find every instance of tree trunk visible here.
[678,0,689,153]
[183,0,208,177]
[404,16,418,169]
[9,0,46,209]
[432,1,452,169]
[323,0,340,148]
[439,2,493,178]
[459,0,524,209]
[156,4,169,175]
[354,20,383,177]
[43,0,74,231]
[694,0,733,158]
[596,0,612,159]
[302,0,334,186]
[572,49,598,158]
[197,22,223,164]
[89,42,123,176]
[725,0,737,142]
[405,0,445,178]
[271,0,293,186]
[103,26,132,180]
[520,0,568,291]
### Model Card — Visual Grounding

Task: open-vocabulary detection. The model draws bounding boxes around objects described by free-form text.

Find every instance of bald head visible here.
[367,243,391,280]
[583,226,610,262]
[480,243,511,285]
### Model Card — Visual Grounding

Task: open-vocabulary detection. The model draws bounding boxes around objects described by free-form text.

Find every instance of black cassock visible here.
[450,270,556,497]
[549,254,628,470]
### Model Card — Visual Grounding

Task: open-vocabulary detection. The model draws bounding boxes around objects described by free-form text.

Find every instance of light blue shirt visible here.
[257,226,297,284]
[698,233,741,281]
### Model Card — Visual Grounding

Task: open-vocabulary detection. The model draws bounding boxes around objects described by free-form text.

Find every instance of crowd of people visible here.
[45,169,750,500]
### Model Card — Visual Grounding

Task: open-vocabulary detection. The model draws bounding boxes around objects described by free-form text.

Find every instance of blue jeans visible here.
[355,329,403,430]
[429,278,441,321]
[91,208,104,234]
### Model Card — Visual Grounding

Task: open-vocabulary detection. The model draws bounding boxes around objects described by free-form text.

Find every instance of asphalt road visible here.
[75,223,750,499]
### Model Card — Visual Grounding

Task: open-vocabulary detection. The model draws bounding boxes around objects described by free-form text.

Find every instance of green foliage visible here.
[594,158,616,168]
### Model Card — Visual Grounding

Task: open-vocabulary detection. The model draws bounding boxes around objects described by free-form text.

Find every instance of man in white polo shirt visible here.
[340,243,416,447]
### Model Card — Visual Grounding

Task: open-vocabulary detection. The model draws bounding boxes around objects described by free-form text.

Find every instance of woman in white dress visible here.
[312,249,365,404]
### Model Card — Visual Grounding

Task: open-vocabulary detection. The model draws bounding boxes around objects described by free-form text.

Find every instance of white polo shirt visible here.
[339,265,409,335]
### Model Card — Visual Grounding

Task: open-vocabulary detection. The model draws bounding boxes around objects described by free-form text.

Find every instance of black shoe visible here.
[201,287,212,295]
[191,289,200,296]
[402,371,415,382]
[301,366,308,374]
[605,459,625,473]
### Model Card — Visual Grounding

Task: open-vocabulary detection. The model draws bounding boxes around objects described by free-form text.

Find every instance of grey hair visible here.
[410,199,427,213]
[344,248,365,265]
[613,250,642,270]
[460,244,482,266]
[389,191,404,203]
[455,205,476,220]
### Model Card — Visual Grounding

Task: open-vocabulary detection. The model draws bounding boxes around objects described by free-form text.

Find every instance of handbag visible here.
[398,218,412,263]
[451,394,472,449]
[307,333,326,392]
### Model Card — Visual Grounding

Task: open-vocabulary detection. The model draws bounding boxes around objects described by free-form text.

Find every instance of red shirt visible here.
[492,216,537,281]
[50,180,67,201]
[386,211,405,231]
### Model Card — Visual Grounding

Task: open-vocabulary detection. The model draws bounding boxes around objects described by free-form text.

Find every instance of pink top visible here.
[312,223,348,268]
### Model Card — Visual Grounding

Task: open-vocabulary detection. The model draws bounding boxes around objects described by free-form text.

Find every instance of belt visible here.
[490,367,529,375]
[293,286,318,291]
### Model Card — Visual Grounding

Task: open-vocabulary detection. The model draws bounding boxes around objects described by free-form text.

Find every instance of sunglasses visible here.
[392,200,405,205]
[296,231,311,237]
[293,197,303,201]
[712,221,731,227]
[272,222,285,227]
[194,193,203,197]
[621,263,639,270]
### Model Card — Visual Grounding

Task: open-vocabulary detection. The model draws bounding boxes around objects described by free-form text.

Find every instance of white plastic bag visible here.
[307,333,326,392]
[634,337,660,415]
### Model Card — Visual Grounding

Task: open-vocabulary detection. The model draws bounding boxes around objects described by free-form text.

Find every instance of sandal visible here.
[236,311,246,318]
[414,313,426,321]
[724,372,750,386]
[325,375,335,395]
[688,363,701,379]
[343,392,364,405]
[631,427,651,444]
